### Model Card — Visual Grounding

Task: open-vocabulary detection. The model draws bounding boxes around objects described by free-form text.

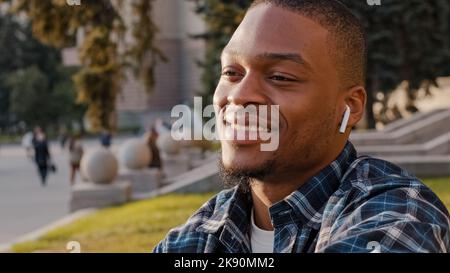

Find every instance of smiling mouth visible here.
[219,107,279,143]
[223,119,272,133]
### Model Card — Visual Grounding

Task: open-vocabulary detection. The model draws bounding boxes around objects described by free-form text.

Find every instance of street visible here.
[0,138,127,245]
[0,142,72,245]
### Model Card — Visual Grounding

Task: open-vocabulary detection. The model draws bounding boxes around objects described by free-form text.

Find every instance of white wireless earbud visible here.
[339,105,351,134]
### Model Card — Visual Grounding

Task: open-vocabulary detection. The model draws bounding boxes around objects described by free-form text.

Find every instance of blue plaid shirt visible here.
[153,142,450,253]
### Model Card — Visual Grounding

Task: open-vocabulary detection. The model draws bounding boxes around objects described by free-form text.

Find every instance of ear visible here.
[344,86,366,128]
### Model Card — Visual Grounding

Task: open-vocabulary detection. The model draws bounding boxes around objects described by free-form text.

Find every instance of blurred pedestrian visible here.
[32,127,52,186]
[21,130,34,160]
[146,126,162,170]
[154,118,170,135]
[145,125,164,186]
[58,127,69,150]
[100,129,112,148]
[68,133,83,185]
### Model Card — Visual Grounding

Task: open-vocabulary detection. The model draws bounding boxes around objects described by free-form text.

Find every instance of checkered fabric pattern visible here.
[153,142,450,253]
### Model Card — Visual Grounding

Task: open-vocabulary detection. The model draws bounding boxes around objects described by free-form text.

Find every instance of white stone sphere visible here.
[119,138,152,170]
[157,132,180,155]
[80,147,118,184]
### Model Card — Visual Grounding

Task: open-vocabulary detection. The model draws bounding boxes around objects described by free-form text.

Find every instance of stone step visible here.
[117,168,163,194]
[69,182,131,212]
[382,155,450,178]
[382,109,445,133]
[356,132,450,157]
[350,108,450,146]
[133,160,222,200]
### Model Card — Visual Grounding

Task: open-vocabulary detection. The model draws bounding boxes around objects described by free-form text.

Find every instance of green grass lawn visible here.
[0,134,21,144]
[11,177,450,253]
[12,193,215,253]
[422,177,450,209]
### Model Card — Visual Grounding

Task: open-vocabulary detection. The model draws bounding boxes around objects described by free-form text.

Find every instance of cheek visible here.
[281,100,312,135]
[280,97,336,147]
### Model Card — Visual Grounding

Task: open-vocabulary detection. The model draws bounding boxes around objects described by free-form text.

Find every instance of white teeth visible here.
[226,123,269,132]
[224,113,272,132]
[224,112,235,124]
[231,124,246,131]
[224,111,262,125]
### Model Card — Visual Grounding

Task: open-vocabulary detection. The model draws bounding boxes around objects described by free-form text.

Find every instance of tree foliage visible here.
[0,13,82,132]
[341,0,450,127]
[0,0,165,131]
[6,65,84,130]
[191,0,450,128]
[190,0,248,103]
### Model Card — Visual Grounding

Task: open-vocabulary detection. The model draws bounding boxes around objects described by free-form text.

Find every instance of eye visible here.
[221,68,243,82]
[221,70,240,77]
[269,74,296,82]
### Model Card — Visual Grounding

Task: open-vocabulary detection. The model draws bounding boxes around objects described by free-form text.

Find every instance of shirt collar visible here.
[197,184,252,252]
[198,141,357,233]
[197,184,252,234]
[270,141,357,229]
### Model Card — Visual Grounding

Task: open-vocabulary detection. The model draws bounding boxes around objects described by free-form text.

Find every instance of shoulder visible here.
[340,156,448,216]
[317,156,450,252]
[341,156,425,193]
[326,156,450,250]
[171,187,236,232]
[153,187,237,252]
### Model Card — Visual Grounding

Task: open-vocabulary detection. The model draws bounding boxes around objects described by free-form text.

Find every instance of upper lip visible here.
[221,107,274,132]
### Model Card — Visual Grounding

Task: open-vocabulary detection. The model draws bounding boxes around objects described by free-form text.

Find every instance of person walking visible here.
[58,127,69,150]
[32,127,52,186]
[21,130,34,160]
[100,129,112,148]
[146,126,162,169]
[145,125,164,187]
[68,134,83,185]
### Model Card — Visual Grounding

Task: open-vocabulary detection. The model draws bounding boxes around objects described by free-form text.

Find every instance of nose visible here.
[214,71,267,109]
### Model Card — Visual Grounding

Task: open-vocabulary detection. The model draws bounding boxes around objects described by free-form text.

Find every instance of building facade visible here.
[63,0,206,131]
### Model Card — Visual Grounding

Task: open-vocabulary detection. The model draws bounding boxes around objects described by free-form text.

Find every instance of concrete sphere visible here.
[119,139,152,170]
[80,147,118,184]
[157,132,180,155]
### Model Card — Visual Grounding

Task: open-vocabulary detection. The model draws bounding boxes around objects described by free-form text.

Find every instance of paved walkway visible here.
[0,138,127,245]
[0,142,72,245]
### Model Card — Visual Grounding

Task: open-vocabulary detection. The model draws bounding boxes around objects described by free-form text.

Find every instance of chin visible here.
[221,141,275,174]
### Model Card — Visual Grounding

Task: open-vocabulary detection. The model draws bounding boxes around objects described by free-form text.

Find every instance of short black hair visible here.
[250,0,367,88]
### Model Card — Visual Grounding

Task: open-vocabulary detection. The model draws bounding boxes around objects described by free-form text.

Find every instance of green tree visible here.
[6,65,85,132]
[191,0,450,128]
[190,0,248,104]
[0,0,165,131]
[341,0,450,127]
[49,65,87,131]
[7,66,53,128]
[0,13,60,130]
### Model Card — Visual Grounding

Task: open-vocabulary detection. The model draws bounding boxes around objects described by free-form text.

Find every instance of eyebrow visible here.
[222,50,313,71]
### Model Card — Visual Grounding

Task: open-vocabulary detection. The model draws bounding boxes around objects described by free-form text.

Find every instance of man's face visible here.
[214,4,345,182]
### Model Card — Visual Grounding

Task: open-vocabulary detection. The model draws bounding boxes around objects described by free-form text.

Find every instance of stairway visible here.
[351,108,450,177]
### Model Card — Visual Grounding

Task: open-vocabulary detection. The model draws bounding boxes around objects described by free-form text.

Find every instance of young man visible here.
[154,0,449,253]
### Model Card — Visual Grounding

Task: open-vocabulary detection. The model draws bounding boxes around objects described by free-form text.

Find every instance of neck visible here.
[250,176,309,231]
[250,141,348,231]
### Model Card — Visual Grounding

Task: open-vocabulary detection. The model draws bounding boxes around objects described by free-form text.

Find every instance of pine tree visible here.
[341,0,450,127]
